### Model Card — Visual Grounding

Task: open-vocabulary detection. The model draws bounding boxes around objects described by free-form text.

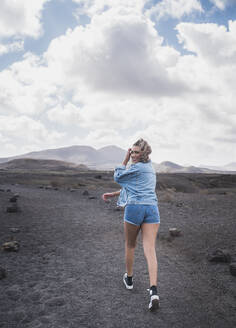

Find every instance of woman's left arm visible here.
[102,190,121,202]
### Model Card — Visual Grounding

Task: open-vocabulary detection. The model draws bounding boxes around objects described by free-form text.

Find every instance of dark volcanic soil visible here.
[0,178,236,328]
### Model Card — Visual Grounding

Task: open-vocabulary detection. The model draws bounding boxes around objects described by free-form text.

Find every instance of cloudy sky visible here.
[0,0,236,166]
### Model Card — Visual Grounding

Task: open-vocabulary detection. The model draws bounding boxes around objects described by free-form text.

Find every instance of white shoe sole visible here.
[149,295,160,311]
[123,274,133,290]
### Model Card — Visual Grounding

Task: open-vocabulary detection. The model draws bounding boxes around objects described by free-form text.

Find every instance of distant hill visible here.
[200,162,236,172]
[155,161,183,172]
[0,145,124,170]
[0,145,235,173]
[154,161,235,174]
[0,158,88,172]
[97,146,126,164]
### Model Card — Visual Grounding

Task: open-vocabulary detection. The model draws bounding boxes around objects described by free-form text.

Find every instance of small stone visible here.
[0,188,5,192]
[6,204,18,213]
[45,186,52,190]
[169,228,181,237]
[95,175,102,179]
[89,196,97,199]
[2,241,20,252]
[0,267,7,279]
[45,297,65,307]
[229,263,236,276]
[114,207,121,211]
[207,249,231,263]
[9,196,18,203]
[70,189,76,192]
[176,202,183,207]
[10,228,20,233]
[82,190,89,196]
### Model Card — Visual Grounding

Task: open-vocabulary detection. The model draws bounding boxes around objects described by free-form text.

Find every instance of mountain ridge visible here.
[0,145,235,173]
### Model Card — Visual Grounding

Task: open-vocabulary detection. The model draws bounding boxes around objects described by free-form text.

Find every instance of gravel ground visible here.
[0,182,236,328]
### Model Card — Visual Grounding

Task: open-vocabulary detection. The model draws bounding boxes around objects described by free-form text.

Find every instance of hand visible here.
[123,148,131,166]
[102,193,112,202]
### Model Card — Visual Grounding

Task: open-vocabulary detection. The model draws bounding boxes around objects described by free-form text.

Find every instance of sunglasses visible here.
[130,150,140,154]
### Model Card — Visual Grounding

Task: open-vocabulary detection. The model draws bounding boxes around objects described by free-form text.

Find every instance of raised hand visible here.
[122,148,131,166]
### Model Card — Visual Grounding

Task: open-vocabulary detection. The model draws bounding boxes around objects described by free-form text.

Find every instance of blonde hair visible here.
[133,138,152,163]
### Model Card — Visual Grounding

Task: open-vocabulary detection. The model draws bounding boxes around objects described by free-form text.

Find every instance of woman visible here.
[102,138,160,311]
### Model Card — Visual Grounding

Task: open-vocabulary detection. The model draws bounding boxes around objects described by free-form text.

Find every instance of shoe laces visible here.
[147,288,158,296]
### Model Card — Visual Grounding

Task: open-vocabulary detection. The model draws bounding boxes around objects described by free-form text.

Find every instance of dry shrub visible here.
[199,189,210,195]
[50,180,60,188]
[87,184,98,190]
[209,196,217,202]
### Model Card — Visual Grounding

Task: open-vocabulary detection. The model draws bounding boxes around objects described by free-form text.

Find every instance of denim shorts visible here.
[124,204,160,226]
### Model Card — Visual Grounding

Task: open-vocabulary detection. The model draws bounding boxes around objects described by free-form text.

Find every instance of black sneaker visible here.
[123,273,133,290]
[148,287,160,311]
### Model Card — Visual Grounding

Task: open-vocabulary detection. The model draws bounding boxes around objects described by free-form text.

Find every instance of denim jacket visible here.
[114,161,158,207]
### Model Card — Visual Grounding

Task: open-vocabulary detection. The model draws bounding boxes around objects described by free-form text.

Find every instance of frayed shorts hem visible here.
[124,219,160,226]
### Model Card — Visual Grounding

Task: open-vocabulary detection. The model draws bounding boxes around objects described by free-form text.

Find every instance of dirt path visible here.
[0,184,236,328]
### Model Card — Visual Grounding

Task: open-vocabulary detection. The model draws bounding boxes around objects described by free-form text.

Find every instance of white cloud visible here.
[45,8,185,97]
[47,103,82,125]
[0,0,50,39]
[176,20,236,66]
[0,4,235,165]
[169,21,236,159]
[1,115,62,141]
[146,0,203,20]
[0,40,24,56]
[73,0,146,17]
[0,53,59,115]
[0,115,65,157]
[210,0,225,9]
[79,128,123,149]
[209,0,236,10]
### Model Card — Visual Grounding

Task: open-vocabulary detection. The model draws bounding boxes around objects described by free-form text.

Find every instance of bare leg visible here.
[141,223,160,286]
[124,222,140,276]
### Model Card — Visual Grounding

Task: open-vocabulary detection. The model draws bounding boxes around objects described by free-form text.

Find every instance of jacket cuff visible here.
[115,165,126,170]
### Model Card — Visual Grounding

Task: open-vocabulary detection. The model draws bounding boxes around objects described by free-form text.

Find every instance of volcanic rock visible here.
[7,203,19,213]
[2,241,20,252]
[169,228,181,237]
[207,249,231,263]
[9,196,18,203]
[10,228,20,233]
[176,202,184,207]
[6,203,18,213]
[229,263,236,276]
[0,267,7,279]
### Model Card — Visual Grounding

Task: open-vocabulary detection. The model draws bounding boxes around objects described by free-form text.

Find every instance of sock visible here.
[150,285,157,295]
[127,275,133,285]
